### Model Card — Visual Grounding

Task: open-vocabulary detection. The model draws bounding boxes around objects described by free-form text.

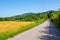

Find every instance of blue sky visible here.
[0,0,60,17]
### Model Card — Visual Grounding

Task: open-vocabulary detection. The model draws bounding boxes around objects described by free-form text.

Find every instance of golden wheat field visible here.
[0,21,34,33]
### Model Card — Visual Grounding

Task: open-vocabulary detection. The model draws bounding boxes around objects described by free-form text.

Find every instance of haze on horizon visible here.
[0,0,60,17]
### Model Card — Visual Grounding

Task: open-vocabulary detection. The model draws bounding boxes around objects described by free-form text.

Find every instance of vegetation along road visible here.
[7,20,60,40]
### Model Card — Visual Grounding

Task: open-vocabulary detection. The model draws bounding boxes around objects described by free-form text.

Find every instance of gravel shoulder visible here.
[7,20,60,40]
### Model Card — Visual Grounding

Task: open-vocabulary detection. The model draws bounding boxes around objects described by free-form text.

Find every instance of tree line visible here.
[0,10,55,21]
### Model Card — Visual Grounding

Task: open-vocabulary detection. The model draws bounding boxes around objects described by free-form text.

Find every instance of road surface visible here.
[7,20,60,40]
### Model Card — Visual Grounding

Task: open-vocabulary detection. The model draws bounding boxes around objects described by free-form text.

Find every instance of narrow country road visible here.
[7,20,60,40]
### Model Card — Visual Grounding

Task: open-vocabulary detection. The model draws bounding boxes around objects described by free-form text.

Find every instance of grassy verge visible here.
[0,18,47,40]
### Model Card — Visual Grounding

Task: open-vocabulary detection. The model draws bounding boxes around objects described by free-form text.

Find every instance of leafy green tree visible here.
[51,10,60,30]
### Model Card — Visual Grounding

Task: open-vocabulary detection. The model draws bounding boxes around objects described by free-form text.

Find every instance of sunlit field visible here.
[0,21,34,34]
[0,21,35,40]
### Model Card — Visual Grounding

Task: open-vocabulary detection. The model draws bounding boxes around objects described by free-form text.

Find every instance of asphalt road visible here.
[7,20,60,40]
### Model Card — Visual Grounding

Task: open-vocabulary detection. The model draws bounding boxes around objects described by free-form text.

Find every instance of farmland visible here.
[0,21,34,40]
[0,21,34,33]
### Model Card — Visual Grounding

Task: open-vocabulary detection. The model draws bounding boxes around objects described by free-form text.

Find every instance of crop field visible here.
[0,21,34,40]
[0,21,34,33]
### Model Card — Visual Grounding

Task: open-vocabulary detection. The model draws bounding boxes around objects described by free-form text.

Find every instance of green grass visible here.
[0,18,47,40]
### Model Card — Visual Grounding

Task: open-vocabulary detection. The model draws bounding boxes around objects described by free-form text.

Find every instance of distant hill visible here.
[0,10,55,21]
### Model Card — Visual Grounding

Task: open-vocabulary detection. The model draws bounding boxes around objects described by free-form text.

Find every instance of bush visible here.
[51,11,60,30]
